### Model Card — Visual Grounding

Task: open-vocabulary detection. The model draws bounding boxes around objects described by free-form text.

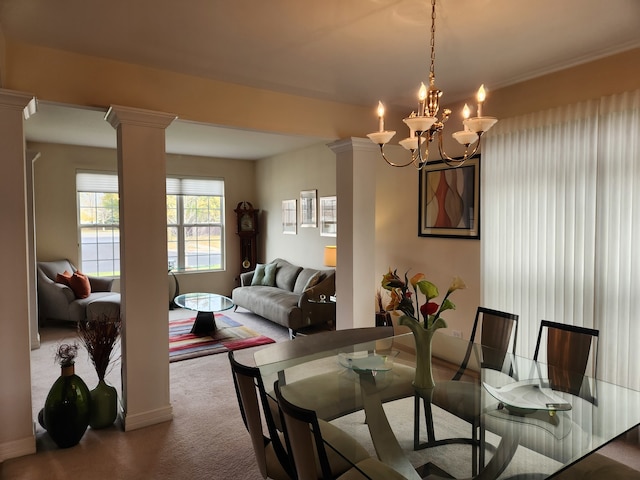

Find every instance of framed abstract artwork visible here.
[418,155,480,239]
[282,199,297,234]
[300,189,317,228]
[319,196,337,237]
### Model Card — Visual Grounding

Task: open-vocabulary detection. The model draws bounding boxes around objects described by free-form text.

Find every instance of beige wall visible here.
[4,40,374,140]
[256,142,337,269]
[31,142,257,297]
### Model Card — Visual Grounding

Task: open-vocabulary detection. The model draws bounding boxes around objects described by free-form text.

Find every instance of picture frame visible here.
[319,196,337,237]
[299,189,317,228]
[282,199,297,235]
[418,155,480,239]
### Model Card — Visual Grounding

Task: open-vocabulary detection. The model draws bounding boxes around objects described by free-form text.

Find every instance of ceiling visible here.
[2,0,640,159]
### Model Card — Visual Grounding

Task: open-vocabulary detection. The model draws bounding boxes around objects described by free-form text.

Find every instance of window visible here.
[166,177,225,272]
[77,173,120,277]
[77,173,225,276]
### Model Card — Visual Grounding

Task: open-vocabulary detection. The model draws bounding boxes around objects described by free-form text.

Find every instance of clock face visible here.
[240,213,254,231]
[242,259,251,269]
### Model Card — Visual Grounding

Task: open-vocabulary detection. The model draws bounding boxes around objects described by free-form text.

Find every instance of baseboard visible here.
[121,404,173,431]
[0,430,36,462]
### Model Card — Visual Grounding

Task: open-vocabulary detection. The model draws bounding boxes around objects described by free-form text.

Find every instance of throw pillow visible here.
[262,263,277,286]
[55,270,72,286]
[251,264,266,286]
[303,271,323,291]
[68,271,91,299]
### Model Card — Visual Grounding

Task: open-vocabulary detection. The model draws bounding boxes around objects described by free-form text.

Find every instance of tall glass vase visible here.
[399,315,447,391]
[89,379,118,429]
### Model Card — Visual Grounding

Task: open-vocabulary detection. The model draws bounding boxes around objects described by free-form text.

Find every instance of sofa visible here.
[37,259,120,323]
[231,258,336,337]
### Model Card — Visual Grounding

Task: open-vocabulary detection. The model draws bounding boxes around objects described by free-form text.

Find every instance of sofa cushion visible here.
[273,259,303,292]
[263,263,277,286]
[251,264,266,285]
[251,263,277,286]
[69,271,91,299]
[294,268,322,294]
[233,286,302,328]
[56,270,72,286]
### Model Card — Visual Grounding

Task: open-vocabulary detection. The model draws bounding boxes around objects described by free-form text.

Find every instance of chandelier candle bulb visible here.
[476,84,486,117]
[462,104,471,131]
[377,101,385,132]
[418,82,427,116]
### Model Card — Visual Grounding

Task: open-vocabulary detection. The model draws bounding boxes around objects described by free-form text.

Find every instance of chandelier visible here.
[367,0,497,169]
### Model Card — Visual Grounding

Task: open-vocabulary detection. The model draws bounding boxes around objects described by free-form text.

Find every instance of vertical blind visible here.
[482,89,640,390]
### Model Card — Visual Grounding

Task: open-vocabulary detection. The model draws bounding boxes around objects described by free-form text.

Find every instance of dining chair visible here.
[533,320,599,403]
[229,351,293,480]
[229,351,374,480]
[274,380,407,480]
[414,307,519,475]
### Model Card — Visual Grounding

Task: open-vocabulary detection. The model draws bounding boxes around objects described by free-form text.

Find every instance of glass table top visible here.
[173,292,234,313]
[254,328,640,479]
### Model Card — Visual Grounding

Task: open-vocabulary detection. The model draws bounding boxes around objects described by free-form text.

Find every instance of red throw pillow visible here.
[68,271,91,299]
[55,270,72,286]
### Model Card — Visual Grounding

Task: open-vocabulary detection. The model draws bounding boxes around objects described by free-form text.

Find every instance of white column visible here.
[329,138,380,329]
[106,105,176,431]
[26,150,41,350]
[0,89,37,460]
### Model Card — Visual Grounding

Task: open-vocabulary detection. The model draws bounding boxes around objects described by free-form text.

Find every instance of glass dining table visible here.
[254,327,640,479]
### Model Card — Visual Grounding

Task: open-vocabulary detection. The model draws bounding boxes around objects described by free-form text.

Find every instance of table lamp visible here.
[324,246,337,267]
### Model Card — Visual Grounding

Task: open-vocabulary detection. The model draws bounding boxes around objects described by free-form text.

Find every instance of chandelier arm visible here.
[436,131,481,167]
[414,131,431,169]
[378,144,420,168]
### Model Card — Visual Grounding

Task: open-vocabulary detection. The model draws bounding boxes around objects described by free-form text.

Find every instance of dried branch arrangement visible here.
[78,316,122,381]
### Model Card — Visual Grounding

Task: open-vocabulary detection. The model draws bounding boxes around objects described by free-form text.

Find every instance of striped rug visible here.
[169,314,275,362]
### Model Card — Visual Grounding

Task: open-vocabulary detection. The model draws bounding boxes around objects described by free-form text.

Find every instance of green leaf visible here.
[416,280,438,300]
[439,298,456,313]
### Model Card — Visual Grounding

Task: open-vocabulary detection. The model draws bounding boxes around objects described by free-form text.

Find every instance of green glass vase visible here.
[89,379,118,429]
[399,315,447,391]
[43,364,91,448]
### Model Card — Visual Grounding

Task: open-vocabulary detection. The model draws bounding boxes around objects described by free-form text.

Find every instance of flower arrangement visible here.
[78,316,122,381]
[381,268,466,329]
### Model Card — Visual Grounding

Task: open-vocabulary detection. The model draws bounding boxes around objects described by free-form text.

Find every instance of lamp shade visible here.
[324,246,337,267]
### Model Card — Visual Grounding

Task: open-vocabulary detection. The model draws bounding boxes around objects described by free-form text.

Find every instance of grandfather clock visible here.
[234,201,259,273]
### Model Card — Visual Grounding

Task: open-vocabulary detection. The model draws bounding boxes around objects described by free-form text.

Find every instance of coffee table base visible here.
[190,311,218,335]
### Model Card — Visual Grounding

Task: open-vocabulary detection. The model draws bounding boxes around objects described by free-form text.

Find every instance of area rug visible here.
[169,314,275,362]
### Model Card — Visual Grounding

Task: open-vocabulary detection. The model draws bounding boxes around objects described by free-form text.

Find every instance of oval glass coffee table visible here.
[173,293,234,335]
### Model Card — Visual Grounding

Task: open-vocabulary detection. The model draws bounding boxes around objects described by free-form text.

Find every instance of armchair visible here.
[37,259,118,323]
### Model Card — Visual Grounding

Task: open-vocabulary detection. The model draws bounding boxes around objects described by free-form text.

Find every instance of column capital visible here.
[328,137,379,154]
[0,89,37,117]
[105,105,176,130]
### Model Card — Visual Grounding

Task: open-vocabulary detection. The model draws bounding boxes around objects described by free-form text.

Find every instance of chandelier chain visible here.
[429,0,436,80]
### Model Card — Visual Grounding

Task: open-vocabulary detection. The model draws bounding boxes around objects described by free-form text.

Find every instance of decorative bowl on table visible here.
[338,350,399,373]
[483,378,572,416]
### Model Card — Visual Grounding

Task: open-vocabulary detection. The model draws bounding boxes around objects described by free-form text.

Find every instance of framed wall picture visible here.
[300,189,317,228]
[418,155,480,239]
[282,199,297,234]
[319,196,337,237]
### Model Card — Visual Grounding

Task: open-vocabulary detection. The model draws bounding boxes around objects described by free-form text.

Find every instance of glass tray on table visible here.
[338,350,399,373]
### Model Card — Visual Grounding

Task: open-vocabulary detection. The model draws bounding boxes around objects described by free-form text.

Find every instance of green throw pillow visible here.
[262,263,277,286]
[250,263,277,286]
[251,264,266,286]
